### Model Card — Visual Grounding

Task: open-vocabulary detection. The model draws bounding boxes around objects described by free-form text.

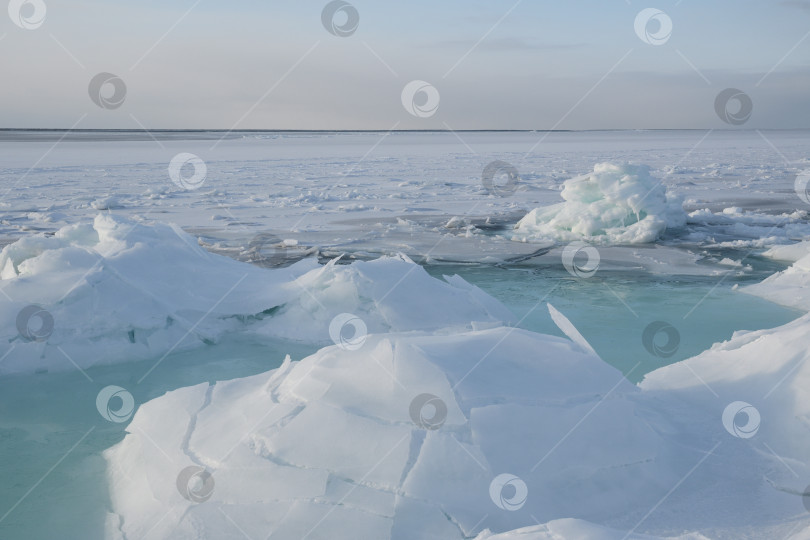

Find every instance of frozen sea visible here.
[3,130,810,539]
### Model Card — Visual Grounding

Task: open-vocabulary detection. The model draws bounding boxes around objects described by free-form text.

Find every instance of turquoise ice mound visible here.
[513,163,687,244]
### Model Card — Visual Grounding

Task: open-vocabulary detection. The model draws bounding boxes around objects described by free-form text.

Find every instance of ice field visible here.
[3,130,810,539]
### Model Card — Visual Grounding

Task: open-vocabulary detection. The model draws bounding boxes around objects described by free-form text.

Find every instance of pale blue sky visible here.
[2,0,809,129]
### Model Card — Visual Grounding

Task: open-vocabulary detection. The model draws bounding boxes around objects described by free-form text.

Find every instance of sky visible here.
[2,0,810,130]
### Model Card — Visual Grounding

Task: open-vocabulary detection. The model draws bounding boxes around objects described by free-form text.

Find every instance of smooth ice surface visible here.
[744,246,810,310]
[762,241,810,262]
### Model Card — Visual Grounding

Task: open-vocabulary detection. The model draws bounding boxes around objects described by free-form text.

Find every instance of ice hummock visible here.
[104,322,669,539]
[103,302,810,539]
[0,215,513,375]
[5,214,810,538]
[513,163,686,244]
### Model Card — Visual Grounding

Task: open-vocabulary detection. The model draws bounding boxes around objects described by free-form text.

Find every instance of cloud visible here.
[430,37,584,52]
[780,0,810,12]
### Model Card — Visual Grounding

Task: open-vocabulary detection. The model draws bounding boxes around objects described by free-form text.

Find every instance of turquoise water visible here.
[427,258,802,383]
[0,254,802,539]
[0,336,314,539]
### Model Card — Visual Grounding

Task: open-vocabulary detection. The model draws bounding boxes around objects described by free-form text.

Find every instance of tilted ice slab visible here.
[105,319,676,540]
[722,225,810,310]
[513,163,686,245]
[639,311,810,537]
[0,215,512,375]
[104,312,810,538]
[762,240,810,263]
[743,248,810,311]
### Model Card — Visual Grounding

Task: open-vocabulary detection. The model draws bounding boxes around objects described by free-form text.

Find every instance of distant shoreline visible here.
[1,128,805,133]
[0,128,804,143]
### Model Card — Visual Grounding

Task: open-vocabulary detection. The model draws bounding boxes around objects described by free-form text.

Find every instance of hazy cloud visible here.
[780,0,810,12]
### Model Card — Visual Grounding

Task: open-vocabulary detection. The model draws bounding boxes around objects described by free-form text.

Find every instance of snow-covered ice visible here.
[0,214,511,375]
[744,248,810,311]
[102,288,810,539]
[513,163,687,244]
[4,130,810,540]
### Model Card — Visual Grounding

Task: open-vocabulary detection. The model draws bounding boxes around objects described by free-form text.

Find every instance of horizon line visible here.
[1,128,807,133]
